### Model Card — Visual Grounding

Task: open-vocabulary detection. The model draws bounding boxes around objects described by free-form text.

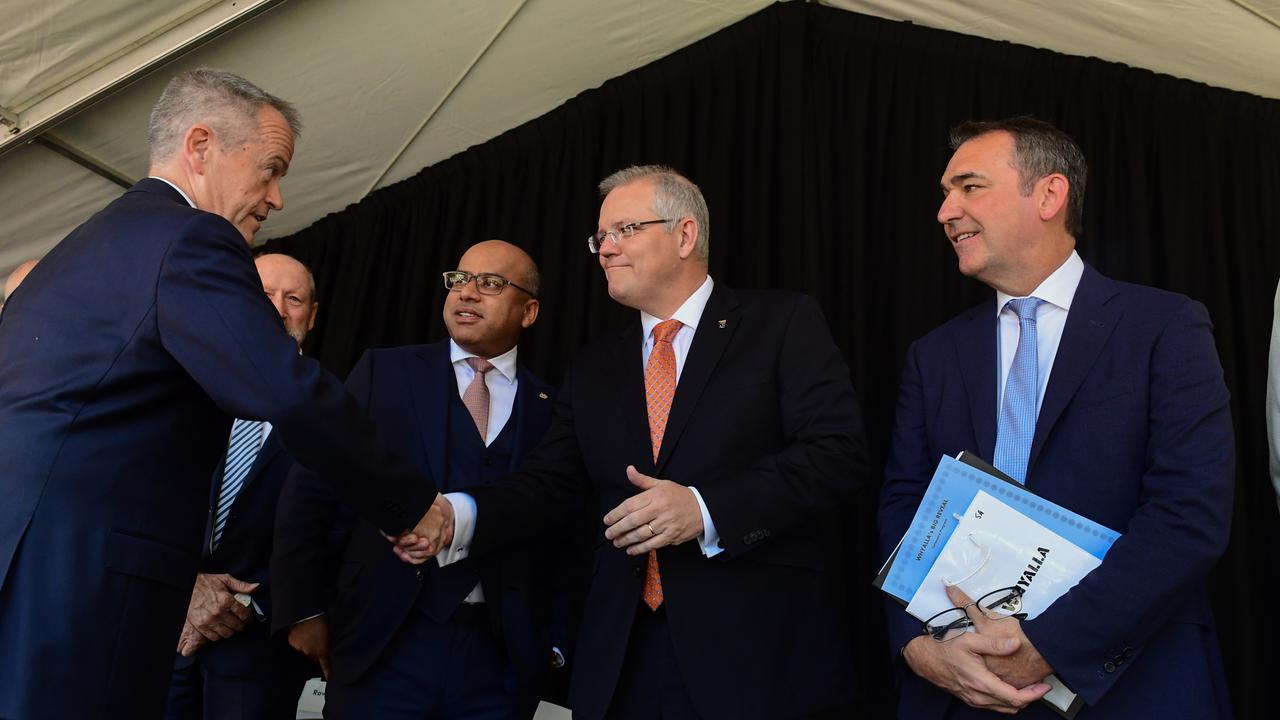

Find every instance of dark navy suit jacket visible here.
[467,286,870,720]
[177,431,314,678]
[878,264,1235,719]
[0,179,433,719]
[272,341,581,699]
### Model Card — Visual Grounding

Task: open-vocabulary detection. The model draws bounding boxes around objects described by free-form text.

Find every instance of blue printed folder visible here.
[876,453,1121,605]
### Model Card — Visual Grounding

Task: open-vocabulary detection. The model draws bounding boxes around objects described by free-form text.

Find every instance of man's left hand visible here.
[603,465,703,555]
[945,584,1054,689]
[182,572,258,650]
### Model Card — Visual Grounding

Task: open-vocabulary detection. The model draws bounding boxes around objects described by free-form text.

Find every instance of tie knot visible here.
[466,357,494,375]
[652,319,683,345]
[1006,297,1043,322]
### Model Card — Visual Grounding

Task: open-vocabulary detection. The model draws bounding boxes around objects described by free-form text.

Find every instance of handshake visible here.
[387,492,456,564]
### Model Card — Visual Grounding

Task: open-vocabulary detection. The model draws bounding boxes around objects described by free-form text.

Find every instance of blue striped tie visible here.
[212,419,264,550]
[992,297,1044,484]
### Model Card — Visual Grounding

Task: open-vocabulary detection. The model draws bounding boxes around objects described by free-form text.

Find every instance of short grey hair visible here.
[598,165,710,263]
[949,116,1088,238]
[148,68,301,165]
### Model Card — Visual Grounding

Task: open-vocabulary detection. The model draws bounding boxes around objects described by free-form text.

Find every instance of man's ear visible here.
[675,218,699,260]
[521,298,540,329]
[1037,173,1069,223]
[183,124,214,175]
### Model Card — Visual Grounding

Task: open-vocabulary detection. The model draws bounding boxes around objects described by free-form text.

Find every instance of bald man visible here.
[1,259,38,312]
[166,253,322,720]
[273,240,586,719]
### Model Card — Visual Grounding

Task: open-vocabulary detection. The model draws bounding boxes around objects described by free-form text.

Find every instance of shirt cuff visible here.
[688,486,723,558]
[437,492,477,567]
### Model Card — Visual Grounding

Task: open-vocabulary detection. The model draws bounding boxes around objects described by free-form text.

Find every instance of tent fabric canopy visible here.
[3,0,1280,274]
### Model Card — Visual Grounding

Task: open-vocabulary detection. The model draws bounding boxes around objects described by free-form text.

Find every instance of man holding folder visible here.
[878,117,1234,718]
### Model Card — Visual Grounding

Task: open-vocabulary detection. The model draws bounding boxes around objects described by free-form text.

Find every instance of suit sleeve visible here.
[155,214,434,536]
[269,351,376,632]
[467,370,593,557]
[1021,299,1234,704]
[695,295,870,555]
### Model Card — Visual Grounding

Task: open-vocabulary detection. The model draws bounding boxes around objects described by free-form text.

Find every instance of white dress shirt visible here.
[446,340,519,603]
[149,176,196,208]
[995,250,1084,416]
[442,275,726,570]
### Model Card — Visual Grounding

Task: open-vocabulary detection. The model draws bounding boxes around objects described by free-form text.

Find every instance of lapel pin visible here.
[717,319,727,328]
[538,392,549,400]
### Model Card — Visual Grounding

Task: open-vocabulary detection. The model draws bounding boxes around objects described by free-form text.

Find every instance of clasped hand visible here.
[903,584,1054,714]
[603,466,703,555]
[176,573,258,656]
[389,492,455,565]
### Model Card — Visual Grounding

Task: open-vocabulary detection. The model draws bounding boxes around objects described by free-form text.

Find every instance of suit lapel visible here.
[509,367,552,471]
[655,285,740,475]
[1027,265,1120,479]
[612,323,657,473]
[409,343,451,487]
[955,300,999,459]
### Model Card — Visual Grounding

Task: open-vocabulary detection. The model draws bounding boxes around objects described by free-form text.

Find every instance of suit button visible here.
[1103,661,1116,673]
[633,566,644,578]
[1123,647,1134,659]
[483,457,493,466]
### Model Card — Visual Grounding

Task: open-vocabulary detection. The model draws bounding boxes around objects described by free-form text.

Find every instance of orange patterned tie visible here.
[642,319,682,610]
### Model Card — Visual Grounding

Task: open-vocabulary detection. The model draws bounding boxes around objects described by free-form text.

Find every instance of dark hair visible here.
[950,116,1087,237]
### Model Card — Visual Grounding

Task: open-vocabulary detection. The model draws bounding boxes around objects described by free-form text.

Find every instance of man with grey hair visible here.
[0,69,450,719]
[397,165,869,719]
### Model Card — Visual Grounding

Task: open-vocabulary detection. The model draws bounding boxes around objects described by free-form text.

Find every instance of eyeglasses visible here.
[442,270,537,298]
[587,218,673,254]
[921,586,1027,642]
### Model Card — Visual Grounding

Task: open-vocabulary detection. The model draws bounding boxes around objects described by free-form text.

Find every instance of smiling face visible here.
[596,179,696,316]
[201,105,295,242]
[937,131,1055,295]
[442,240,539,358]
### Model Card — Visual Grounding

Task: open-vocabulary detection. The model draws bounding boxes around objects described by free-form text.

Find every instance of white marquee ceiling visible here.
[2,0,1278,276]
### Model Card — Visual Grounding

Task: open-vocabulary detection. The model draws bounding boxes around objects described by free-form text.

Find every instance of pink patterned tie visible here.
[463,357,493,439]
[642,319,682,610]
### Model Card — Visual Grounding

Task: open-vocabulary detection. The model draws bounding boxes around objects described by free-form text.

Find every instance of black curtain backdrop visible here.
[265,3,1280,716]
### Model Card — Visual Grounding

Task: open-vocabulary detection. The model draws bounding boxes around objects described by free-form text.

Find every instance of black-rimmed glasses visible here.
[587,218,673,254]
[921,586,1027,642]
[442,270,537,298]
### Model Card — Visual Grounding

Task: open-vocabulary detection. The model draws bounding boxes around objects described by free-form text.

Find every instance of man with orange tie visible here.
[407,166,871,720]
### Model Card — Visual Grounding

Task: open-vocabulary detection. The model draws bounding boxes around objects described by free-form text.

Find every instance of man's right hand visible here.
[389,492,455,564]
[903,634,1051,714]
[287,615,332,679]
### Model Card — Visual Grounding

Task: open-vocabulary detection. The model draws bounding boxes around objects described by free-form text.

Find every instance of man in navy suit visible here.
[165,254,322,719]
[400,166,869,719]
[0,69,450,719]
[273,240,584,719]
[878,117,1234,718]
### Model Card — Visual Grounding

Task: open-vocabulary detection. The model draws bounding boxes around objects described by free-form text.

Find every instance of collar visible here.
[449,339,517,384]
[995,250,1083,315]
[147,176,197,209]
[641,275,714,339]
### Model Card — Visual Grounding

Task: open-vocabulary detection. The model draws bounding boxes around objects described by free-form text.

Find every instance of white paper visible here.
[906,490,1102,622]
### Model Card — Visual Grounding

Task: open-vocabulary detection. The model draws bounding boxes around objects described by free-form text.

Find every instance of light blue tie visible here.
[211,418,264,549]
[992,297,1044,484]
